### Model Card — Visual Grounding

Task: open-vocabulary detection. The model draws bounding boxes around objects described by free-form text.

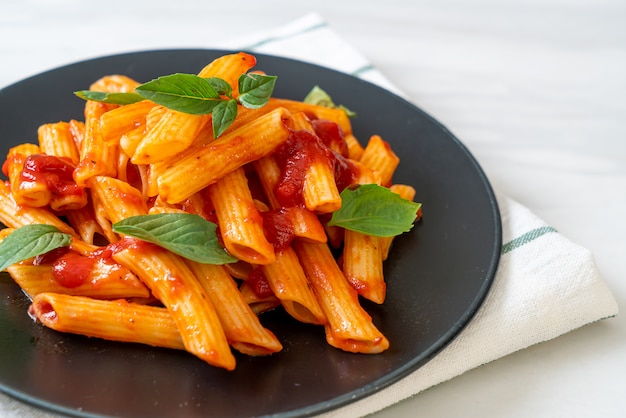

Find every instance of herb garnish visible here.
[328,184,421,237]
[0,225,72,271]
[112,213,237,265]
[304,85,356,118]
[75,72,277,138]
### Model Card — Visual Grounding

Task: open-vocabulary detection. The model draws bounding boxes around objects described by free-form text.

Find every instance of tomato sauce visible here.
[51,251,96,288]
[36,237,147,289]
[333,154,360,192]
[273,123,359,208]
[20,154,83,199]
[262,208,296,251]
[247,267,274,299]
[273,130,327,207]
[312,119,349,157]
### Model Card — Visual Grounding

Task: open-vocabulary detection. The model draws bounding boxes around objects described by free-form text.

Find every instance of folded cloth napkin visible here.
[215,12,620,418]
[0,12,619,418]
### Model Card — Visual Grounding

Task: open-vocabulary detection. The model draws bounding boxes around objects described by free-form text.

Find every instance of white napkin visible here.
[0,12,619,418]
[216,12,620,418]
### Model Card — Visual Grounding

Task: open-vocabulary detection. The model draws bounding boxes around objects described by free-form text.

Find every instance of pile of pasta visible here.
[0,52,417,370]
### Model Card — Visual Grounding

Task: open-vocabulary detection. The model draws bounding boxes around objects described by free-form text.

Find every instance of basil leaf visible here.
[0,225,72,271]
[211,99,238,138]
[135,73,224,115]
[238,73,277,109]
[328,184,421,237]
[112,213,237,264]
[303,85,356,118]
[74,90,145,105]
[205,77,233,97]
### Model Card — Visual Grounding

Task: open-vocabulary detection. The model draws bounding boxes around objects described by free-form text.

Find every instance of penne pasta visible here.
[293,240,389,354]
[186,261,283,356]
[100,100,156,145]
[89,74,140,93]
[4,143,50,207]
[208,167,275,265]
[358,134,399,187]
[265,98,353,137]
[88,175,148,222]
[341,230,386,304]
[131,111,210,164]
[73,98,118,186]
[0,181,76,235]
[67,119,86,151]
[30,293,185,350]
[260,247,326,325]
[119,125,148,159]
[0,52,420,370]
[113,241,236,370]
[8,262,150,300]
[38,122,81,163]
[285,206,327,243]
[344,133,364,161]
[88,187,119,243]
[157,107,293,203]
[131,52,257,165]
[238,279,281,315]
[380,184,418,260]
[73,75,139,186]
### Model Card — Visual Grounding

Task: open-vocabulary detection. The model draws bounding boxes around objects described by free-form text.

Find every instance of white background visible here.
[1,0,624,417]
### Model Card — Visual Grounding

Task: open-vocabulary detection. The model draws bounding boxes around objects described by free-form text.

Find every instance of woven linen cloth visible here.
[0,12,619,418]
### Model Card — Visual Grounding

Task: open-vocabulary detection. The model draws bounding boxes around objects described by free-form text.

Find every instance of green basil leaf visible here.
[112,213,237,264]
[135,73,224,115]
[205,77,233,97]
[303,85,356,118]
[237,73,277,109]
[211,99,238,138]
[328,184,421,237]
[0,225,72,271]
[74,90,145,105]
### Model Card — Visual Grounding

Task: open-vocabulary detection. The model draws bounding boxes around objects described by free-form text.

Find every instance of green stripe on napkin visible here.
[502,226,558,254]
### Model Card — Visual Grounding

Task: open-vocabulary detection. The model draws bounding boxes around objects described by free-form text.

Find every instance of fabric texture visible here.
[0,12,619,418]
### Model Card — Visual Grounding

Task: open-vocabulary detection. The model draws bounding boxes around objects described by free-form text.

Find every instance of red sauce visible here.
[21,154,83,198]
[273,130,326,207]
[37,237,146,288]
[116,189,145,213]
[273,125,360,208]
[333,154,360,192]
[262,208,295,251]
[51,251,96,288]
[312,119,348,157]
[247,267,274,299]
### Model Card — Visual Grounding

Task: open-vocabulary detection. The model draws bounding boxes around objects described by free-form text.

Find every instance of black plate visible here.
[0,50,501,418]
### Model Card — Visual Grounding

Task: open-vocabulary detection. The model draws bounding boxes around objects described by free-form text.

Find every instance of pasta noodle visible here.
[0,52,420,370]
[156,107,293,203]
[30,293,185,350]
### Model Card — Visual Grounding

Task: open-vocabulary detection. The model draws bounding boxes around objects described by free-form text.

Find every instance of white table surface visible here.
[1,0,624,417]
